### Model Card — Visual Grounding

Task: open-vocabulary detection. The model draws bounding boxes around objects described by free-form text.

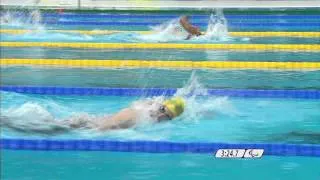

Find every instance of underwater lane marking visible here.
[1,29,320,37]
[1,42,319,52]
[1,59,320,70]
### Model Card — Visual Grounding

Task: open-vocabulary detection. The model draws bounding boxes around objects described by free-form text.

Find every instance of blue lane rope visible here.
[1,86,319,99]
[44,21,320,27]
[1,139,319,157]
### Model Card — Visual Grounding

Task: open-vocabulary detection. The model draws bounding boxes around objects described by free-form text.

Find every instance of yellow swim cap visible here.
[163,97,185,118]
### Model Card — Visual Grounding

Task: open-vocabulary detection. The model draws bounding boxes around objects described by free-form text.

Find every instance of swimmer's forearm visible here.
[180,17,193,34]
[180,18,201,36]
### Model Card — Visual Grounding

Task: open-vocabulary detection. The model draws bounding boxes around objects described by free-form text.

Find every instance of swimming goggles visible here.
[159,105,173,120]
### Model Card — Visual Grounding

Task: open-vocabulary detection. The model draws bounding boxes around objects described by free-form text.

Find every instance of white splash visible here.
[139,9,231,42]
[194,9,229,41]
[174,71,240,122]
[4,102,54,123]
[1,103,58,133]
[1,0,44,30]
[139,18,188,42]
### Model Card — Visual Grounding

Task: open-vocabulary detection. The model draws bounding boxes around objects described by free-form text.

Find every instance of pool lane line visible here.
[1,139,320,157]
[1,42,319,52]
[1,59,320,70]
[1,29,320,38]
[1,86,319,99]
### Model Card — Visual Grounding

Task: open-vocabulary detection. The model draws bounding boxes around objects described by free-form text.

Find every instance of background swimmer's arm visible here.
[180,16,193,34]
[180,16,202,36]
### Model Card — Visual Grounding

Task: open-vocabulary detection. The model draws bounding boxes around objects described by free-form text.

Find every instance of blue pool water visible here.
[1,8,320,180]
[2,151,320,180]
[2,31,319,44]
[2,67,320,89]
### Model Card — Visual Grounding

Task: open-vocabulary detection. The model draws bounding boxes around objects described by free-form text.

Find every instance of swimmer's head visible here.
[153,97,185,122]
[164,97,185,118]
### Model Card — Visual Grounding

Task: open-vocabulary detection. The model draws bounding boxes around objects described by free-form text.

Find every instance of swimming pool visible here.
[1,6,320,180]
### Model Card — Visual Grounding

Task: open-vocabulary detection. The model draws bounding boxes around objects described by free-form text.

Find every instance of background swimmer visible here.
[0,97,185,134]
[178,15,203,39]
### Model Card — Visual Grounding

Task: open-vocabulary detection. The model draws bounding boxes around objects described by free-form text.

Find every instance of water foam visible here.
[1,9,44,30]
[1,30,94,42]
[0,102,66,134]
[138,18,187,42]
[175,71,240,122]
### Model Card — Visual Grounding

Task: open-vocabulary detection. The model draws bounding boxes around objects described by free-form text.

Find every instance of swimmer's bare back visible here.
[97,108,138,130]
[61,108,138,131]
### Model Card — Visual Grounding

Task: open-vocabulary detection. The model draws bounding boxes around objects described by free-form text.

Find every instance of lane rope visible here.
[1,42,319,51]
[1,58,320,70]
[1,86,319,99]
[1,139,319,157]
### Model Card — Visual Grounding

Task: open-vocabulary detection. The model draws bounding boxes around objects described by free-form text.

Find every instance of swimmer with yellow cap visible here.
[1,97,186,134]
[97,97,185,130]
[153,97,185,121]
[27,97,187,133]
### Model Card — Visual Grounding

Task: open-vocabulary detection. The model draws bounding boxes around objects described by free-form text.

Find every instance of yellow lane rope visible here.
[1,42,319,51]
[1,29,320,38]
[1,59,319,70]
